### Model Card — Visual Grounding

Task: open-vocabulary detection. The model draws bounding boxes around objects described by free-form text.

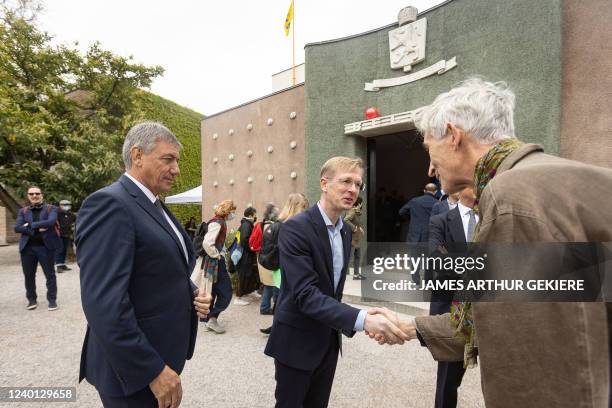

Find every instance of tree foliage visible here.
[0,11,164,207]
[134,91,203,224]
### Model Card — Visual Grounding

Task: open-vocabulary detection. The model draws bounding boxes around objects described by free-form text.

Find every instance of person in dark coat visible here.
[234,206,260,305]
[14,186,61,311]
[398,183,438,243]
[54,199,76,273]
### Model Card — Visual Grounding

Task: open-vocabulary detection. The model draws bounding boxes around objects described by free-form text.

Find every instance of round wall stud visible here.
[213,157,218,164]
[267,174,274,182]
[289,111,297,119]
[267,145,274,153]
[290,171,297,179]
[289,141,297,149]
[213,181,218,187]
[267,118,274,126]
[229,179,235,186]
[212,133,218,140]
[247,150,253,157]
[247,123,253,131]
[247,176,254,183]
[228,129,234,136]
[228,154,235,161]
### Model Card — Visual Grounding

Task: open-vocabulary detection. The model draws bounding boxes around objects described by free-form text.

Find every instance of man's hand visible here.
[149,365,182,408]
[363,307,409,345]
[193,289,212,318]
[366,308,417,345]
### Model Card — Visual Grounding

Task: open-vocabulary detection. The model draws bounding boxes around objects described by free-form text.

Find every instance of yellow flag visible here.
[284,0,294,36]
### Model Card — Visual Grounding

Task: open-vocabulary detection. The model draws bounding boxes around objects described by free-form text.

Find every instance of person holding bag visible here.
[197,199,236,334]
[259,193,309,335]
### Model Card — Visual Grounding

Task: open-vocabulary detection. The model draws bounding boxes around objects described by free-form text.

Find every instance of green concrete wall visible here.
[304,0,562,204]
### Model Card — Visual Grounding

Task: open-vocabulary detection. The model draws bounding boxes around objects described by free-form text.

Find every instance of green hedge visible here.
[134,90,203,224]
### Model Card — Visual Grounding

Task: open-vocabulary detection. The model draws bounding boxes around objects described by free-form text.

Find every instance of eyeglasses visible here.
[28,192,41,196]
[325,177,366,192]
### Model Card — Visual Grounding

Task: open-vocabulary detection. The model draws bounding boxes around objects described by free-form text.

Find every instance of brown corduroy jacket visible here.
[415,144,612,408]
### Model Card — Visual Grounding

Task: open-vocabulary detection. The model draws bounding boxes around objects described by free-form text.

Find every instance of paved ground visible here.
[0,244,485,407]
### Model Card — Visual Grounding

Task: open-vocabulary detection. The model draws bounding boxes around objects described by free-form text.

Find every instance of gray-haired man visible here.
[77,122,212,408]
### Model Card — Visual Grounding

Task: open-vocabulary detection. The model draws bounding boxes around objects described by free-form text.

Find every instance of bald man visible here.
[399,183,439,243]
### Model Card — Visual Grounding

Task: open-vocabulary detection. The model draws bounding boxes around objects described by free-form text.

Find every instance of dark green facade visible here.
[304,0,562,203]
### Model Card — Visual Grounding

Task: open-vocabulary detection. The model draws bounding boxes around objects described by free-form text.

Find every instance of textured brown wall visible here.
[201,85,305,227]
[560,0,612,168]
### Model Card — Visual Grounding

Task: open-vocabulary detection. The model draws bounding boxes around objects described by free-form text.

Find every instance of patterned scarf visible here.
[450,138,524,368]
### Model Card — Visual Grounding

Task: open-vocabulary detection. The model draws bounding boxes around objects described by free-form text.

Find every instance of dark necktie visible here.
[154,199,166,219]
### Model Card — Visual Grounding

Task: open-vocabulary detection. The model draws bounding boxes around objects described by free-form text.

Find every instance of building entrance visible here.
[366,130,431,242]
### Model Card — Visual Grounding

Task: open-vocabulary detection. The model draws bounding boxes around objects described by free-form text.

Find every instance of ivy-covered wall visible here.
[135,91,204,224]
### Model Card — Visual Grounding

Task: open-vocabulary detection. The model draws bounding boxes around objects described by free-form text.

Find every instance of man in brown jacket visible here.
[369,78,611,407]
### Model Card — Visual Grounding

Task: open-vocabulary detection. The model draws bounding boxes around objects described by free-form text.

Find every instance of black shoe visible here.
[56,267,64,273]
[48,301,58,311]
[260,309,274,315]
[260,326,272,335]
[353,274,366,280]
[26,300,37,310]
[61,265,72,271]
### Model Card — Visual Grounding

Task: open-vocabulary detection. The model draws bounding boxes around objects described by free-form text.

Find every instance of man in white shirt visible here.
[76,122,212,408]
[425,186,477,408]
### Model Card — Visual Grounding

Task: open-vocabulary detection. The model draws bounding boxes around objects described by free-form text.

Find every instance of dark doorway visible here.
[367,130,431,242]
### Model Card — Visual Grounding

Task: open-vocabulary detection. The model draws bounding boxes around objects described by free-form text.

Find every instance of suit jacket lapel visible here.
[119,175,188,267]
[310,206,335,290]
[161,200,196,268]
[448,208,466,243]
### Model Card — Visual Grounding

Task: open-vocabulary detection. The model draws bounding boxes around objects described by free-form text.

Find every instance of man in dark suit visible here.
[399,183,439,243]
[14,186,61,311]
[76,122,212,408]
[426,187,477,408]
[265,157,408,408]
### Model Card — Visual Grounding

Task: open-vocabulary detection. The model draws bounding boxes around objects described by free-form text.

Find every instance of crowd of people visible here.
[11,76,611,408]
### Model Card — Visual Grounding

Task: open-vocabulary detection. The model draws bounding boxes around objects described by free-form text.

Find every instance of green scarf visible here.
[450,138,524,368]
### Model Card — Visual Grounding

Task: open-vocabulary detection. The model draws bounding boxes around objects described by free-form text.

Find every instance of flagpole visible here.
[292,0,296,86]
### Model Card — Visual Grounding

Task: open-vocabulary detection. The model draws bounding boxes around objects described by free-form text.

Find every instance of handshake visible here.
[363,307,417,345]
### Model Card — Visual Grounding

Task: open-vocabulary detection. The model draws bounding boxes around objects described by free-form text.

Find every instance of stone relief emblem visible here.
[389,18,426,72]
[365,6,457,92]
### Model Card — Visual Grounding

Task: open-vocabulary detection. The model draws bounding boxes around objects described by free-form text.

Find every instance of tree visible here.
[0,11,163,207]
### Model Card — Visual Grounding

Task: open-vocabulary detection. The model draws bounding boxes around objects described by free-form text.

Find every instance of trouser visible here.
[99,388,156,408]
[429,298,465,408]
[274,334,339,408]
[434,361,466,408]
[351,247,361,275]
[206,259,232,320]
[260,285,279,313]
[20,244,57,302]
[55,237,71,266]
[236,262,260,297]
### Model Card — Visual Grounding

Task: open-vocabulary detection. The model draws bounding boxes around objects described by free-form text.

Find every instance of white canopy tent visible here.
[164,185,202,204]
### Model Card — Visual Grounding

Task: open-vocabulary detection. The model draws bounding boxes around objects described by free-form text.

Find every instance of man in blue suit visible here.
[426,187,477,408]
[265,156,409,408]
[76,122,211,408]
[14,186,61,311]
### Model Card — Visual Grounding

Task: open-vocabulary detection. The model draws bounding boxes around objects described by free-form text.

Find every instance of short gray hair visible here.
[417,78,516,144]
[122,122,182,169]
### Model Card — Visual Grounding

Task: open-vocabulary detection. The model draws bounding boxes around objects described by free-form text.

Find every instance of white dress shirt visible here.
[457,202,479,241]
[124,173,188,263]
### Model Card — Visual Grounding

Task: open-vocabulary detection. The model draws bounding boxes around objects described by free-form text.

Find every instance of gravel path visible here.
[0,244,484,407]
